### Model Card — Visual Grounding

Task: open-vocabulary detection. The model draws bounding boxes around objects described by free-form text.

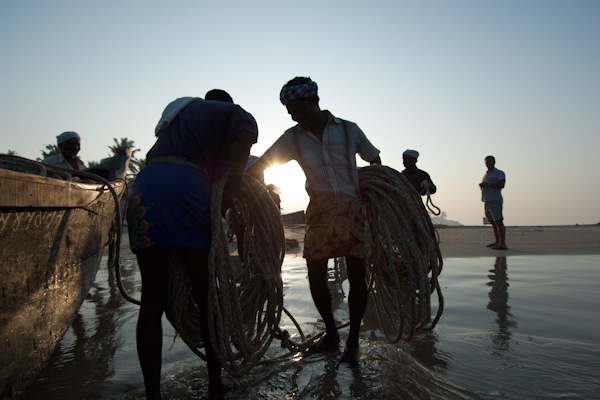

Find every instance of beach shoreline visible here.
[279,223,600,258]
[113,224,600,259]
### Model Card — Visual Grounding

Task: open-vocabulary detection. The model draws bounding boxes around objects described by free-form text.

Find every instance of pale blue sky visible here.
[2,0,599,226]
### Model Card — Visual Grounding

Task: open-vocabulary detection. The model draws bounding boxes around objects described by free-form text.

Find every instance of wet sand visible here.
[114,223,600,259]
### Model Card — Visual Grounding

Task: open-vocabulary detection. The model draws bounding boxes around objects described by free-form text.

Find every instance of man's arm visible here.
[246,131,295,180]
[245,156,271,180]
[420,171,436,194]
[479,179,505,190]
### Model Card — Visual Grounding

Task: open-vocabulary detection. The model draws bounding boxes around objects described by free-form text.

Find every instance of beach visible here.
[115,223,600,259]
[262,223,600,259]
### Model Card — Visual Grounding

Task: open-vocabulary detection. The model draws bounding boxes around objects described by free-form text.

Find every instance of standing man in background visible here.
[247,76,381,365]
[479,155,507,250]
[42,131,86,170]
[401,149,436,196]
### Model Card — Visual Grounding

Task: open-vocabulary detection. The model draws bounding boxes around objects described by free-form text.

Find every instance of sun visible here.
[263,162,309,213]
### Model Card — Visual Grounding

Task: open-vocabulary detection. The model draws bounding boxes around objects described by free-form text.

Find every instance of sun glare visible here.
[263,162,309,213]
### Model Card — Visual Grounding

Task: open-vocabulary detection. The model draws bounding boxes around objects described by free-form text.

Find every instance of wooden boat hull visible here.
[0,159,128,399]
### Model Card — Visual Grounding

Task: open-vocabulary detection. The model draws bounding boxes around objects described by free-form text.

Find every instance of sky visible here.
[2,0,599,226]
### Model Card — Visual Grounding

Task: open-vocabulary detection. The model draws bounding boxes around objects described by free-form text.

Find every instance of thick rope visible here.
[359,165,444,343]
[98,162,443,373]
[163,172,287,376]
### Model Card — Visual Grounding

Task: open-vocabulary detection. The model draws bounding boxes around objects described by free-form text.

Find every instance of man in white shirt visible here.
[42,131,86,170]
[479,155,507,249]
[247,77,381,365]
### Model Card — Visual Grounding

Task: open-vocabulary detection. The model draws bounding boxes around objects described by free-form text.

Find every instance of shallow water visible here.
[21,253,600,399]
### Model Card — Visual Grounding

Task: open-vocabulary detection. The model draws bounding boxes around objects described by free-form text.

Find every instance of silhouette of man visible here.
[247,76,381,365]
[479,155,507,250]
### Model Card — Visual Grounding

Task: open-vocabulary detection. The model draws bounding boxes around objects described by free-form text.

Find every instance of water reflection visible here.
[486,257,517,352]
[22,258,140,400]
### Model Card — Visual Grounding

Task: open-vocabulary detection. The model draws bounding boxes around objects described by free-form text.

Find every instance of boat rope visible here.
[0,154,137,305]
[426,193,441,216]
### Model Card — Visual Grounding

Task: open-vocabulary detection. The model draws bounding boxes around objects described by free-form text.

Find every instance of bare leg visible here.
[340,255,367,365]
[181,249,225,399]
[495,220,506,247]
[136,249,169,400]
[307,258,340,351]
[490,220,507,249]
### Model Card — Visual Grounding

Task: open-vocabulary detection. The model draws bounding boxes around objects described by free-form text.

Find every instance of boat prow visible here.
[0,150,131,399]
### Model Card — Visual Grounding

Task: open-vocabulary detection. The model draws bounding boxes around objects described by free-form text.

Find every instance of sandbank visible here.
[112,224,600,259]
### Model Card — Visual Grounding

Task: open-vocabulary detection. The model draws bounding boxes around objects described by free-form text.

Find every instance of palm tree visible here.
[109,137,142,182]
[3,150,18,155]
[38,144,60,161]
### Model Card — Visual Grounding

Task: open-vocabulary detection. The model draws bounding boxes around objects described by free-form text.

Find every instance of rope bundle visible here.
[359,164,443,343]
[164,172,287,377]
[114,163,444,375]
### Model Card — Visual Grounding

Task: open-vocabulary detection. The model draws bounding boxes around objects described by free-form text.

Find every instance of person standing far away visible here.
[246,76,381,365]
[42,131,86,170]
[479,155,507,250]
[126,94,258,400]
[401,149,436,196]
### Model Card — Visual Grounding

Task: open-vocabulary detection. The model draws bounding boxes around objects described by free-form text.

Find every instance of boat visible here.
[0,149,131,399]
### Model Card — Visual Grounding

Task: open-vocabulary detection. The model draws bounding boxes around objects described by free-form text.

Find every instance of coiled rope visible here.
[162,172,287,377]
[359,164,444,343]
[112,164,444,374]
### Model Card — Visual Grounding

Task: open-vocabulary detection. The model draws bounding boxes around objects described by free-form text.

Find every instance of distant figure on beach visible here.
[266,183,281,210]
[247,76,381,365]
[126,95,258,400]
[401,149,436,196]
[42,131,86,170]
[479,155,507,250]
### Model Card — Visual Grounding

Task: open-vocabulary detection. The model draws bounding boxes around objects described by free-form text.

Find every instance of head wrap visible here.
[57,131,81,145]
[403,149,419,159]
[280,81,318,105]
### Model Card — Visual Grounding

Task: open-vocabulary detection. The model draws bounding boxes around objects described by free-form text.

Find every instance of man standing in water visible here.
[247,76,381,364]
[479,155,507,250]
[127,94,258,399]
[401,149,436,196]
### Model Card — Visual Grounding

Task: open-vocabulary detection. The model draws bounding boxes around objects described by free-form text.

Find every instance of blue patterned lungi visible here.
[126,157,212,252]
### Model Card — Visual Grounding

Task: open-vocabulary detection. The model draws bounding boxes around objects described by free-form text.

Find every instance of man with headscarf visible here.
[42,131,86,170]
[401,149,436,196]
[247,76,381,365]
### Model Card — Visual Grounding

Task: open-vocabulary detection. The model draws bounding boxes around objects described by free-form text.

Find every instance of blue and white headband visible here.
[279,81,318,105]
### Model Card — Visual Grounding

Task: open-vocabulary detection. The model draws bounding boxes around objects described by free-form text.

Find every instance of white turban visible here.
[403,149,419,159]
[57,131,81,144]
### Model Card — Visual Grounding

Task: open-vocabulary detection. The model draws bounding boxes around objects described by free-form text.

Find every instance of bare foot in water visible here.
[208,383,230,400]
[309,331,340,352]
[339,344,360,366]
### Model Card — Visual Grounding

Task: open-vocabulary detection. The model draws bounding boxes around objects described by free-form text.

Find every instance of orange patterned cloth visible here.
[303,199,372,261]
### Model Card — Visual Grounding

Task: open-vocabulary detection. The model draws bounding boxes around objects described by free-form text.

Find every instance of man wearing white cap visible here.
[42,131,86,170]
[401,149,436,196]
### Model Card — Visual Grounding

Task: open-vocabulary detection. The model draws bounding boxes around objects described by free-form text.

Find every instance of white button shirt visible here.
[258,112,380,204]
